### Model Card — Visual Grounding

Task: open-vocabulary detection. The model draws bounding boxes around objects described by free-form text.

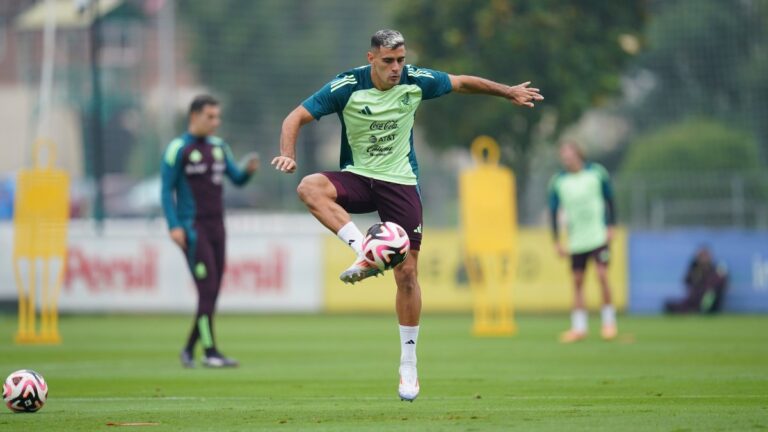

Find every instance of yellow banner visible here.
[324,227,627,312]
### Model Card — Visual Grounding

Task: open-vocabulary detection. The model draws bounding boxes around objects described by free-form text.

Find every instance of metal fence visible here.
[615,172,768,229]
[1,0,766,231]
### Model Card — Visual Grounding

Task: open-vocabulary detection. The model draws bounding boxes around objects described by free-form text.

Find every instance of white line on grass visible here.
[54,395,768,402]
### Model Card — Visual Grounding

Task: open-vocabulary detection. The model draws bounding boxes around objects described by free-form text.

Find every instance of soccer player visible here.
[161,95,259,368]
[271,29,542,400]
[548,141,617,343]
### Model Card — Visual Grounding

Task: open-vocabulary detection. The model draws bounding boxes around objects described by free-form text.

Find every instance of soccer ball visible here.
[3,369,48,413]
[362,221,410,270]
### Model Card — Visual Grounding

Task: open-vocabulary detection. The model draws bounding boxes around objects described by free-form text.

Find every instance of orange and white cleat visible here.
[601,324,618,341]
[559,329,587,343]
[339,255,383,284]
[398,365,420,402]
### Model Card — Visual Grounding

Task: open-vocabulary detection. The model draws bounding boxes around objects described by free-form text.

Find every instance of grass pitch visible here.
[1,314,766,431]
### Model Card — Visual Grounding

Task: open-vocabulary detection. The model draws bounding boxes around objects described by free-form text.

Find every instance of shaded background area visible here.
[0,0,766,228]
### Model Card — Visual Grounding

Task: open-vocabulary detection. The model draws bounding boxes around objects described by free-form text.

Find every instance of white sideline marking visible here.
[54,395,767,402]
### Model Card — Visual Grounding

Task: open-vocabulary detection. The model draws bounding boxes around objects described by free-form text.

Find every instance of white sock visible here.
[601,305,616,326]
[571,309,588,333]
[399,325,419,367]
[337,221,364,255]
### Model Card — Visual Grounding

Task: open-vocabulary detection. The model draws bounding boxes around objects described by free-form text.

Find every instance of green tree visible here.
[178,1,388,164]
[178,1,390,209]
[621,118,761,174]
[395,0,645,208]
[617,118,766,226]
[629,0,768,160]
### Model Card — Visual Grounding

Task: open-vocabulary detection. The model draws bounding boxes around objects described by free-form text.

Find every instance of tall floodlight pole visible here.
[87,0,105,229]
[158,0,176,147]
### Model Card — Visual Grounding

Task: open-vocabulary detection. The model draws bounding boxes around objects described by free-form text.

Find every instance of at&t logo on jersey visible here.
[366,133,396,156]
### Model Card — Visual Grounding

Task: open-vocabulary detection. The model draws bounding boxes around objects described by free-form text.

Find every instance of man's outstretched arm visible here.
[449,75,543,107]
[271,105,315,173]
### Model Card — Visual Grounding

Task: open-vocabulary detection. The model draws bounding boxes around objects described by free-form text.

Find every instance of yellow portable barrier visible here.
[13,139,69,344]
[459,136,518,336]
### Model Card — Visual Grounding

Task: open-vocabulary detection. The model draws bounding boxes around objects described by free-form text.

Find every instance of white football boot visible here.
[339,254,382,284]
[202,353,239,368]
[398,364,420,402]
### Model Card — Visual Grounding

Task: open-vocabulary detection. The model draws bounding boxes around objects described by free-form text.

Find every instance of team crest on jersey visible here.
[212,147,224,161]
[189,149,203,163]
[186,149,207,175]
[398,93,412,113]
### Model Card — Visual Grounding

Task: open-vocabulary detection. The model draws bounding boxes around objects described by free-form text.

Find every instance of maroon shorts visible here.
[322,171,423,250]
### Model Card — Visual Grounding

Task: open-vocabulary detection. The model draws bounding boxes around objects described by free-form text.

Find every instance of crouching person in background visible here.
[665,246,728,314]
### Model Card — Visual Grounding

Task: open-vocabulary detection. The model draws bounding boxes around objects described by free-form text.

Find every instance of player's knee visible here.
[296,174,328,204]
[296,176,316,203]
[394,262,418,291]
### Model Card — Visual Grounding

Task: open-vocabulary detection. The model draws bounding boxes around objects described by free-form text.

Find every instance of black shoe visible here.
[180,350,195,368]
[202,353,239,368]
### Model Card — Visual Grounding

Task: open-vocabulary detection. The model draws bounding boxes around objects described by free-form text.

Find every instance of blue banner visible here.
[630,230,768,314]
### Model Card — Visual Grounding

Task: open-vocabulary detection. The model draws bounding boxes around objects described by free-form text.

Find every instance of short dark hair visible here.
[189,94,219,116]
[371,29,405,50]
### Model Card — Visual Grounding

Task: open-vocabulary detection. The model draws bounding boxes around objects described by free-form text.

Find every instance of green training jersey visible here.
[548,162,616,254]
[302,64,452,185]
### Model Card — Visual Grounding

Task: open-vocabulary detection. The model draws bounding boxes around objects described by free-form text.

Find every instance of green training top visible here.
[302,64,452,185]
[548,162,616,254]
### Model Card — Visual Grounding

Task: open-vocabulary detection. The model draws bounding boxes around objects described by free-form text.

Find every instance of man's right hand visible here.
[555,243,568,258]
[170,228,186,249]
[274,106,313,174]
[271,156,297,173]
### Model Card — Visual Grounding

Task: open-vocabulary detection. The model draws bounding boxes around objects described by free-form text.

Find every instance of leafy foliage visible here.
[621,118,761,174]
[617,118,767,226]
[395,0,645,182]
[629,0,768,160]
[178,1,385,155]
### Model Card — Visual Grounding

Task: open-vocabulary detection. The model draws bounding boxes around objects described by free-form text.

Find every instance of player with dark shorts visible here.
[549,141,617,343]
[571,245,610,272]
[271,29,542,401]
[322,171,423,249]
[161,95,259,368]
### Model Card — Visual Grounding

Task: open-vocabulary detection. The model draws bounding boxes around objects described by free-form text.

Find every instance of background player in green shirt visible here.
[548,141,618,343]
[272,29,542,401]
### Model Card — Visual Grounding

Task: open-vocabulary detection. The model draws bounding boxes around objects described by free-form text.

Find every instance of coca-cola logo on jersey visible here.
[369,120,398,131]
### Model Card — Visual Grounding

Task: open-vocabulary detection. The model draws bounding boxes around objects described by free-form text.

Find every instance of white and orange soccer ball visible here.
[3,369,48,413]
[362,221,410,271]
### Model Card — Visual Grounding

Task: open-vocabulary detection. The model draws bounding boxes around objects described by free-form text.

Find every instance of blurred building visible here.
[1,0,766,226]
[1,0,203,217]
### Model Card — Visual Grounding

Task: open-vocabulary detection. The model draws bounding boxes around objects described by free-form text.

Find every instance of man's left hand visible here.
[508,81,544,107]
